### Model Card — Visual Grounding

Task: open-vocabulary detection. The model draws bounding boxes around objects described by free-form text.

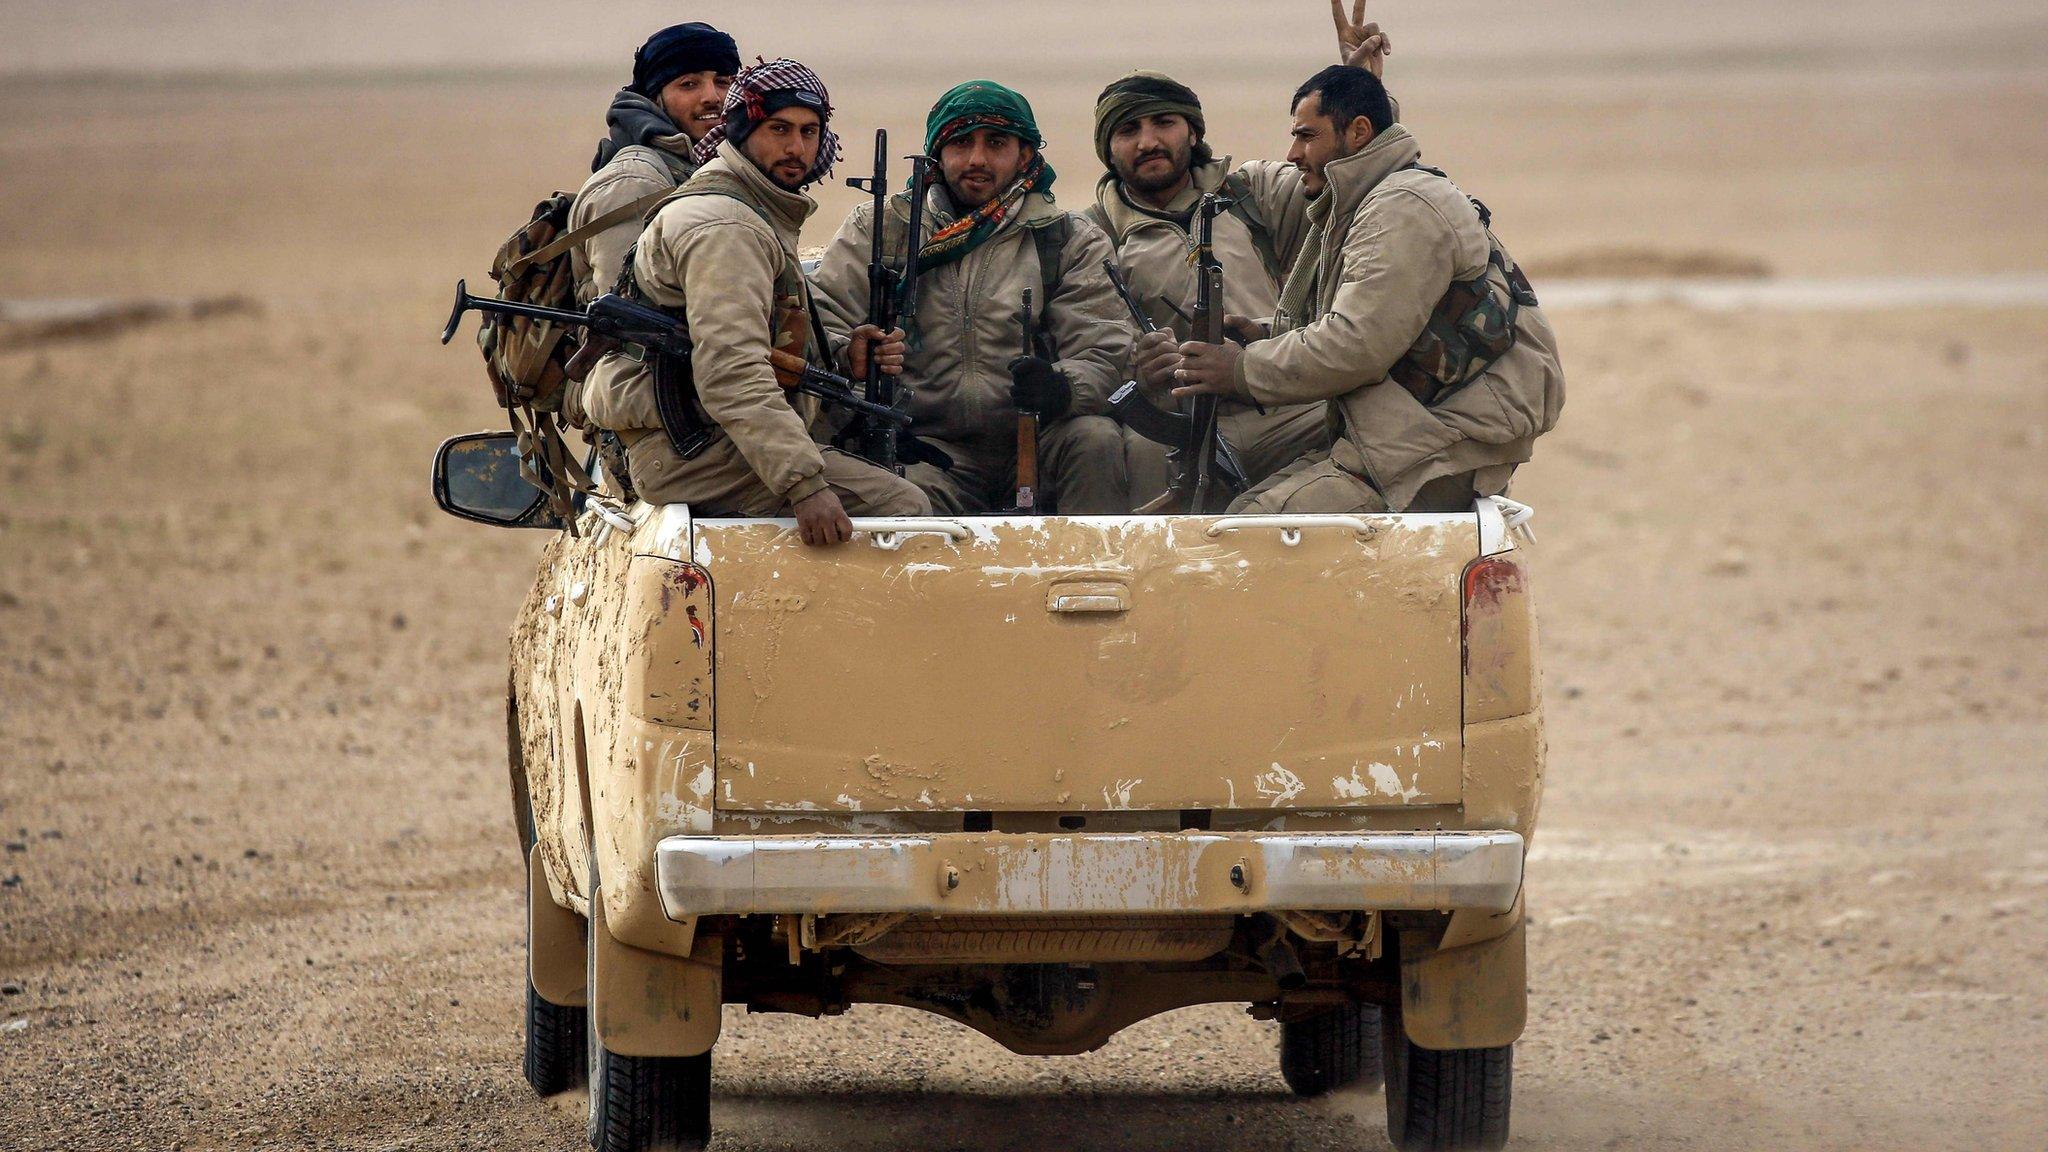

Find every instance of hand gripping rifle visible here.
[844,133,936,473]
[1103,259,1249,508]
[442,281,910,460]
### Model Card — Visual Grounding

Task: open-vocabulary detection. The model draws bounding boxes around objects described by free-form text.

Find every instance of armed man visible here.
[1170,65,1564,514]
[578,59,931,545]
[811,81,1133,515]
[1106,2,1394,506]
[566,23,741,304]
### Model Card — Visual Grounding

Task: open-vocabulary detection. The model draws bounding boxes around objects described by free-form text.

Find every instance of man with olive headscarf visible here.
[567,22,743,304]
[811,80,1133,515]
[1096,2,1394,504]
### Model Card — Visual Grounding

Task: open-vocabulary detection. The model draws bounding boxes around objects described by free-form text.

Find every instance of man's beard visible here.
[1118,143,1191,197]
[948,170,1004,209]
[748,149,814,192]
[1303,138,1359,200]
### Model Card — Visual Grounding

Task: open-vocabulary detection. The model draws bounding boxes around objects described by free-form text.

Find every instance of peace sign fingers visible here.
[1331,0,1393,77]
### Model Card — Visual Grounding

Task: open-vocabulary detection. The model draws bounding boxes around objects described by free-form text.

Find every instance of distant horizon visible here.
[2,0,2043,79]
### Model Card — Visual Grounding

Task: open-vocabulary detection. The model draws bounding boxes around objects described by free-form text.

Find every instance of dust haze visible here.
[1,1,2044,1149]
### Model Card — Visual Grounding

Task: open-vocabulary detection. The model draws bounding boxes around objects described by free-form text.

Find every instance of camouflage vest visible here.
[1387,165,1541,408]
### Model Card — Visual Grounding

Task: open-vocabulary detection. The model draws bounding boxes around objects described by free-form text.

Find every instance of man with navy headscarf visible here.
[567,22,744,304]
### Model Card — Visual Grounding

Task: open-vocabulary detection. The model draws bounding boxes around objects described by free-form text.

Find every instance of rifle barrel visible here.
[793,372,913,426]
[447,292,589,342]
[1102,259,1161,335]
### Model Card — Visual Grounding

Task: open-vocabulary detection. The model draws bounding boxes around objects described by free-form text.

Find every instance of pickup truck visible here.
[434,432,1544,1152]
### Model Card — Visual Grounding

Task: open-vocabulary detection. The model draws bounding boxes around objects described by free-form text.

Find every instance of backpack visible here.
[466,188,668,531]
[478,189,668,413]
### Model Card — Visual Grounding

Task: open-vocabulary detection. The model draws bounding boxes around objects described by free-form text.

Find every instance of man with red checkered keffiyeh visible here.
[579,58,930,544]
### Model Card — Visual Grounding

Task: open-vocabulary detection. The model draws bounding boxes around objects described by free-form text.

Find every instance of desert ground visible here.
[1,2,2045,1148]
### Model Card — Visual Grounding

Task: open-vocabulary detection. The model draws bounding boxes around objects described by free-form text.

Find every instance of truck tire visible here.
[1280,1002,1385,1096]
[1381,1005,1512,1152]
[524,977,587,1097]
[587,1040,711,1152]
[584,879,712,1152]
[524,841,587,1098]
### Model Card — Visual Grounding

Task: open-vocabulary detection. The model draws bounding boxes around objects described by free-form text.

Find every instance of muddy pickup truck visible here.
[434,432,1544,1152]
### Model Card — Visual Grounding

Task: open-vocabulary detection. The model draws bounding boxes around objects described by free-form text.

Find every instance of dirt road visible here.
[2,9,2045,1148]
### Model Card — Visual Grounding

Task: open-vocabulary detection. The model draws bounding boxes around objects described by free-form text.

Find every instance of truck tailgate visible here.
[693,515,1476,815]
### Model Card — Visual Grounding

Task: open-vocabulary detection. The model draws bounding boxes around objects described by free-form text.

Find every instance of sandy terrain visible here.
[2,3,2046,1148]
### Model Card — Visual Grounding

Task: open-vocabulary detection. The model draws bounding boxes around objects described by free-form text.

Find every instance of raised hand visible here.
[1331,0,1392,77]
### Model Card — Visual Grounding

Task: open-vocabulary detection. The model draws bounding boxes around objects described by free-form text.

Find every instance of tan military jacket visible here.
[1237,126,1564,511]
[1090,157,1320,442]
[1089,158,1311,334]
[568,142,697,303]
[580,142,832,505]
[809,184,1131,460]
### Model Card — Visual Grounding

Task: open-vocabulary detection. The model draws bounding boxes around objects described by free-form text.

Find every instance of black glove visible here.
[1007,356,1073,421]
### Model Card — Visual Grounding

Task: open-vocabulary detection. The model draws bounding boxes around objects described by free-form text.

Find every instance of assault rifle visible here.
[441,280,910,460]
[1014,289,1040,513]
[1182,193,1232,513]
[844,134,935,473]
[1103,259,1248,506]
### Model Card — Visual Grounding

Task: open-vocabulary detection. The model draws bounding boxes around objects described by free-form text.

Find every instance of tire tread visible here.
[1280,1003,1385,1096]
[1384,1023,1512,1152]
[523,980,587,1097]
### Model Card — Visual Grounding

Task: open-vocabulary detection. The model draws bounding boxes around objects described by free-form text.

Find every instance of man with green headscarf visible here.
[812,80,1133,515]
[1094,2,1395,506]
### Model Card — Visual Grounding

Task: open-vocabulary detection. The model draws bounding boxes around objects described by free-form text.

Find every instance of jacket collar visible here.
[710,141,817,245]
[1093,156,1235,241]
[1308,124,1422,229]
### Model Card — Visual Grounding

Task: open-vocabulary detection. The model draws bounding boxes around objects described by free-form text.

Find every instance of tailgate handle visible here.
[1207,515,1381,544]
[851,519,973,550]
[1047,580,1131,615]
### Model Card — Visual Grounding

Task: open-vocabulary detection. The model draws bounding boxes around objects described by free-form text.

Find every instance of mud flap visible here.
[1400,915,1527,1051]
[590,882,722,1059]
[528,844,588,1007]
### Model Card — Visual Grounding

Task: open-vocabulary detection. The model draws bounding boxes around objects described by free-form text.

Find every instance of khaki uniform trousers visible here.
[1232,450,1486,515]
[1126,403,1333,512]
[624,430,931,516]
[906,414,1128,515]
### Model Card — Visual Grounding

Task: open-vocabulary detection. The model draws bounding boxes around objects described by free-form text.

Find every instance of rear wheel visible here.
[1381,1004,1512,1151]
[587,1038,711,1152]
[585,881,712,1152]
[523,977,587,1097]
[523,848,586,1097]
[1280,1002,1385,1096]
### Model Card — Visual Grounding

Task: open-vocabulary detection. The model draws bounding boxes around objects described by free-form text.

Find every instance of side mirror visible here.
[432,432,566,530]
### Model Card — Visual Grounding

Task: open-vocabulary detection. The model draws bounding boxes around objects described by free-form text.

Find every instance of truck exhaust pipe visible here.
[1258,928,1307,991]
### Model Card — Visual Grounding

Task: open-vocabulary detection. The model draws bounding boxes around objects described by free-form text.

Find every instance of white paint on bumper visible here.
[655,831,1524,919]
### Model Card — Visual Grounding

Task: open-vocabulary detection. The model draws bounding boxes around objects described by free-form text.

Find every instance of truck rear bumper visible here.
[655,831,1524,919]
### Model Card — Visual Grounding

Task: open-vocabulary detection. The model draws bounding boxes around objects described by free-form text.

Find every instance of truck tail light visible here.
[1462,556,1535,724]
